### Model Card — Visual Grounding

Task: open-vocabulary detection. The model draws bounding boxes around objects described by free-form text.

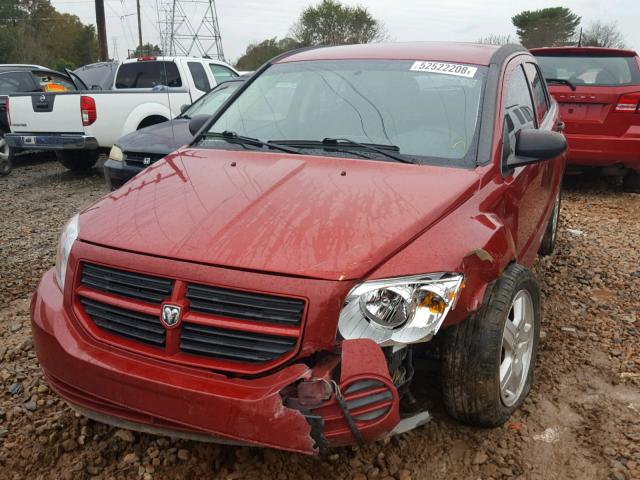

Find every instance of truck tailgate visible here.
[9,92,84,133]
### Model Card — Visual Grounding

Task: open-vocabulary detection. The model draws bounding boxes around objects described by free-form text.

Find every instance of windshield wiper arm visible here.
[322,138,415,164]
[545,78,576,91]
[202,131,301,155]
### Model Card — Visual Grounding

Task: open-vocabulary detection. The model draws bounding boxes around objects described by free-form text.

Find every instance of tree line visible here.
[238,3,628,70]
[479,7,626,48]
[0,0,98,70]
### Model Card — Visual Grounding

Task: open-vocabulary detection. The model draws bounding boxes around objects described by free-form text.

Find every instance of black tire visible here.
[0,132,14,176]
[441,263,541,427]
[56,150,99,171]
[622,170,640,193]
[538,189,561,256]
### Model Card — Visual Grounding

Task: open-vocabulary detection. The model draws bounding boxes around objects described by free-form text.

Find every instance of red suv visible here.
[531,47,640,192]
[31,43,566,454]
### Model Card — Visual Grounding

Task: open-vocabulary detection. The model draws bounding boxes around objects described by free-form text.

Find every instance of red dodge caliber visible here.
[31,43,566,454]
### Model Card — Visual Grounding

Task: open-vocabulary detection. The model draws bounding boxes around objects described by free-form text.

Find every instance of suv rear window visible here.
[115,61,182,89]
[535,55,640,86]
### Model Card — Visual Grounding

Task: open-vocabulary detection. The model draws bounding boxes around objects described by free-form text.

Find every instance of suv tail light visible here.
[615,92,640,113]
[137,56,157,61]
[80,95,96,126]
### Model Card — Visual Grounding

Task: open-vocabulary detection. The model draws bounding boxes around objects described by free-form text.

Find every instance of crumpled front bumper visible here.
[31,269,400,454]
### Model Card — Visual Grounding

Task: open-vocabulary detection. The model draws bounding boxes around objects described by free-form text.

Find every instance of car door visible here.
[500,58,544,260]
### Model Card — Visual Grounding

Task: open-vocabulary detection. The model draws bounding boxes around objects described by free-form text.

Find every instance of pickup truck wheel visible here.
[0,133,14,176]
[538,190,561,256]
[622,170,640,193]
[441,263,540,427]
[56,150,99,171]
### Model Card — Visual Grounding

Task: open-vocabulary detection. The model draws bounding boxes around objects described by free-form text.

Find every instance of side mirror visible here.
[180,104,189,114]
[188,114,210,136]
[508,129,567,168]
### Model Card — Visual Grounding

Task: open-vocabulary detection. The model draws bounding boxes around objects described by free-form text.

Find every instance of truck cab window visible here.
[209,64,238,84]
[115,61,182,89]
[188,62,211,92]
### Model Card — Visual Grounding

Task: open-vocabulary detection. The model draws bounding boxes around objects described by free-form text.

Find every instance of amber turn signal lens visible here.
[419,291,446,314]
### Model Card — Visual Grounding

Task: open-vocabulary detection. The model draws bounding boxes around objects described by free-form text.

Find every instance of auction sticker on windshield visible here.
[410,61,477,78]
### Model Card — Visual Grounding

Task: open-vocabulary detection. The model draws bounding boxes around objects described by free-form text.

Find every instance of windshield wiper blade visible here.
[322,138,415,164]
[202,131,301,155]
[545,78,576,91]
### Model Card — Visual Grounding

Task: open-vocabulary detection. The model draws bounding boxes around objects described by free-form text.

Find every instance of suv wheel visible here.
[0,133,14,176]
[56,150,99,171]
[538,190,561,256]
[623,170,640,193]
[441,263,540,427]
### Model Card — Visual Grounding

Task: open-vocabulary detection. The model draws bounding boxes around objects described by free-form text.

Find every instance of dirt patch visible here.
[0,159,638,479]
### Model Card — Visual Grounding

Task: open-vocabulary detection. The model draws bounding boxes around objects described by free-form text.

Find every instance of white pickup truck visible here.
[6,56,239,170]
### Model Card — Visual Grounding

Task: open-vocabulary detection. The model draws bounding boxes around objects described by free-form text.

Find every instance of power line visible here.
[159,0,224,60]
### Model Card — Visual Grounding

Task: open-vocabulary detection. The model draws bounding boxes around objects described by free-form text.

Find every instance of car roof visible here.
[530,47,638,57]
[0,63,47,69]
[121,56,231,65]
[276,42,527,67]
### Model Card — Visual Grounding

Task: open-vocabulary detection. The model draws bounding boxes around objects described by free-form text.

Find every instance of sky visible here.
[51,0,640,64]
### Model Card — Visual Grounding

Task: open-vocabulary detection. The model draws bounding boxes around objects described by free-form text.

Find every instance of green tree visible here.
[512,7,581,48]
[291,0,386,47]
[0,0,98,68]
[235,37,300,71]
[129,43,163,59]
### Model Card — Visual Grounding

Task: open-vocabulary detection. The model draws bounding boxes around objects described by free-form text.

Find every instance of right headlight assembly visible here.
[338,273,464,346]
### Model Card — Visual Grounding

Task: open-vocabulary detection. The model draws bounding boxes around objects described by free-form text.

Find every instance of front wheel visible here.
[0,132,14,176]
[56,150,99,171]
[441,263,541,427]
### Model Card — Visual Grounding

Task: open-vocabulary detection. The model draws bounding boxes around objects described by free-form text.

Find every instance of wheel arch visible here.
[120,103,172,137]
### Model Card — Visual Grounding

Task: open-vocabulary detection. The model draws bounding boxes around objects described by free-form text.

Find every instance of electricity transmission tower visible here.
[159,0,225,60]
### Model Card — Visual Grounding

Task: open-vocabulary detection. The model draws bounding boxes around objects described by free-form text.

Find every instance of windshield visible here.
[536,55,640,86]
[182,80,242,118]
[203,59,487,165]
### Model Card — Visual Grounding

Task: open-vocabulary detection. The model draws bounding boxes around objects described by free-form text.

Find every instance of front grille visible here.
[180,323,297,363]
[81,298,166,347]
[186,283,305,325]
[77,263,305,372]
[124,152,165,166]
[81,264,173,304]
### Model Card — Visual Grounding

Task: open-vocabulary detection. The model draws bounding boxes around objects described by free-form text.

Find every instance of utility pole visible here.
[95,0,109,60]
[136,0,143,51]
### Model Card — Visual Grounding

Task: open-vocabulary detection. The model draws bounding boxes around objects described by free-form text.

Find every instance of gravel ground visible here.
[0,155,638,480]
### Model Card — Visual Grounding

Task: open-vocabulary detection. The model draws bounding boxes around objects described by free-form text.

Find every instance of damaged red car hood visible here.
[80,149,480,280]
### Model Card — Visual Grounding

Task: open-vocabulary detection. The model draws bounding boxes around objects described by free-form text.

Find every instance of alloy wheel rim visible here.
[500,289,535,407]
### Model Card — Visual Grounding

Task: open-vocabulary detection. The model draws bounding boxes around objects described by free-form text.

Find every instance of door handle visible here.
[556,121,565,132]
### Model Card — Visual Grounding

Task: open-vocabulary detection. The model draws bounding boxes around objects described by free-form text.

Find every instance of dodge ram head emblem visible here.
[143,157,151,165]
[161,304,182,328]
[39,94,46,102]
